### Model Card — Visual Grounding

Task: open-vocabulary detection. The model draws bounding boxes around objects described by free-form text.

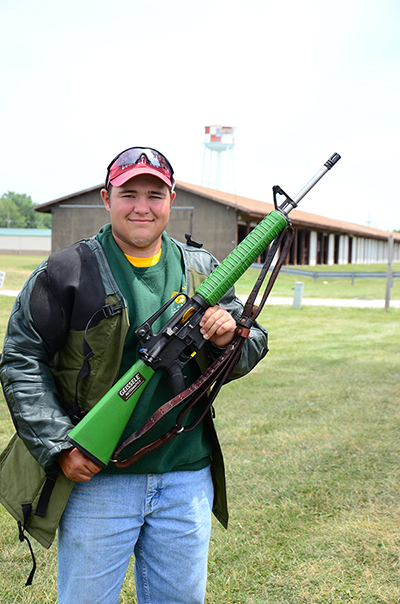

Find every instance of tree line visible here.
[0,191,51,229]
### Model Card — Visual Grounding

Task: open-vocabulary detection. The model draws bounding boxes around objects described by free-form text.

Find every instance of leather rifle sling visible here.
[112,226,294,469]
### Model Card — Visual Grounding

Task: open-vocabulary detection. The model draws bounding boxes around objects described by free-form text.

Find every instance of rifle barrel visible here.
[287,153,341,213]
[195,153,341,307]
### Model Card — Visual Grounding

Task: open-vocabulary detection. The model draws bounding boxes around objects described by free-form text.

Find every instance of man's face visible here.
[101,174,175,257]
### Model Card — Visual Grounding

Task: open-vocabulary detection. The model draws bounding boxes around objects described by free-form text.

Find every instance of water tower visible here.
[201,125,236,191]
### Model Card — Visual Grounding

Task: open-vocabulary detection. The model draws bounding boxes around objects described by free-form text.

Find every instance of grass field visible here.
[0,258,399,602]
[0,255,47,290]
[0,254,399,300]
[235,264,400,301]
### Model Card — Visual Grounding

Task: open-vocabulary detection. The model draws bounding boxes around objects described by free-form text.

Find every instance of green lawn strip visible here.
[236,265,400,301]
[0,254,399,300]
[0,255,47,290]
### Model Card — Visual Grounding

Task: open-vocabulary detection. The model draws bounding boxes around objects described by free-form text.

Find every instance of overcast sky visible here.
[0,0,399,232]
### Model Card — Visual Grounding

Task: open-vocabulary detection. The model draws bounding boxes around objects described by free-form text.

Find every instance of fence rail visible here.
[252,265,400,285]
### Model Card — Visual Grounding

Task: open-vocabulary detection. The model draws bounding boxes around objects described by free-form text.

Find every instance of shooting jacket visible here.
[0,232,268,548]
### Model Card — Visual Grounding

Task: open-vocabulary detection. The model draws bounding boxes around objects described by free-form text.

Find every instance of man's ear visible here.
[170,190,176,206]
[101,188,111,212]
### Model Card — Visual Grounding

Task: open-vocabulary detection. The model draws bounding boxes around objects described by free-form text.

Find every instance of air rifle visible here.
[67,153,341,468]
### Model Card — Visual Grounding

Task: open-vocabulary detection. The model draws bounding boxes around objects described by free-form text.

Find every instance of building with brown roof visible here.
[35,181,400,265]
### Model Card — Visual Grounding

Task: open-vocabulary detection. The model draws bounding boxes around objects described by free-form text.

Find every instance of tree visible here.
[0,191,51,229]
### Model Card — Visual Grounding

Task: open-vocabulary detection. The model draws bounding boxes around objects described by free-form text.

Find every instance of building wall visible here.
[43,186,400,265]
[51,189,109,252]
[49,187,237,260]
[0,230,51,254]
[285,229,400,266]
[167,189,237,261]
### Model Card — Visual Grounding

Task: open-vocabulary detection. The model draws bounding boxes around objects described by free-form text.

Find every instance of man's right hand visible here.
[59,447,102,482]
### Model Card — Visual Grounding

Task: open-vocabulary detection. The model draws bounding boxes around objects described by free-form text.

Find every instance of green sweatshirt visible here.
[96,225,212,474]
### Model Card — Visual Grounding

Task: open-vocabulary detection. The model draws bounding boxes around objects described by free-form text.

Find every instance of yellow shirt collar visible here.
[125,248,162,267]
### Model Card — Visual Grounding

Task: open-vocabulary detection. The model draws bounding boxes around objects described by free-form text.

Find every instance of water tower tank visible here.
[202,125,236,190]
[204,125,235,152]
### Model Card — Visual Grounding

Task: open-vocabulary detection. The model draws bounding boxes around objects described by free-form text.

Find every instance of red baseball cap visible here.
[106,147,174,189]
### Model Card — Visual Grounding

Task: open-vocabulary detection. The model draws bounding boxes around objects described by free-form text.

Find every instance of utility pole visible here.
[385,235,394,312]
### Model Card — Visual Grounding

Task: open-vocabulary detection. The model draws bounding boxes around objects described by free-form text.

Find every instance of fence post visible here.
[385,235,394,312]
[293,282,304,309]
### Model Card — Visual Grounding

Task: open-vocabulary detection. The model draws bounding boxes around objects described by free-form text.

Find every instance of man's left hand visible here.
[199,306,236,348]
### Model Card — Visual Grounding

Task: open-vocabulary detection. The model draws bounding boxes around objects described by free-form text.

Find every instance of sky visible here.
[0,0,399,232]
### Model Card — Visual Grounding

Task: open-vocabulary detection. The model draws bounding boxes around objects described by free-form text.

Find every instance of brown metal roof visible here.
[34,184,103,212]
[178,181,400,242]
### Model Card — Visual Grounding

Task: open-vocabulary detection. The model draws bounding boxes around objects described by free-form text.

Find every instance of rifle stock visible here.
[67,153,341,467]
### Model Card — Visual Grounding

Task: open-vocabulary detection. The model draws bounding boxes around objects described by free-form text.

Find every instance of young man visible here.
[0,147,268,603]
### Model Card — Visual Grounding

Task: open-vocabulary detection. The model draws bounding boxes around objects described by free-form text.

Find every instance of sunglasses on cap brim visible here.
[105,147,175,189]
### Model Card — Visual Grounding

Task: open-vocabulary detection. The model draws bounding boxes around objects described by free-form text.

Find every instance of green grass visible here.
[0,255,47,290]
[0,254,398,300]
[206,305,400,603]
[0,259,400,602]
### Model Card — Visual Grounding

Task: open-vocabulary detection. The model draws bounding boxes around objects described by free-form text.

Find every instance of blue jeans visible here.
[57,467,213,604]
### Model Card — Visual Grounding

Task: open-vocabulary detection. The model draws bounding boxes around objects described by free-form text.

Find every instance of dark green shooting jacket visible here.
[0,232,268,547]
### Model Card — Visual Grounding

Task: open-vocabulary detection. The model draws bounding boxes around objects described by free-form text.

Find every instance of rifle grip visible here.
[167,361,187,397]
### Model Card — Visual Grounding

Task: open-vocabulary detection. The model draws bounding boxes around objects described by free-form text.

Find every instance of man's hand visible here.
[59,447,102,482]
[199,305,236,348]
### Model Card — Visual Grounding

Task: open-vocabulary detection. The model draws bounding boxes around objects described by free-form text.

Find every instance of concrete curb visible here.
[0,290,21,297]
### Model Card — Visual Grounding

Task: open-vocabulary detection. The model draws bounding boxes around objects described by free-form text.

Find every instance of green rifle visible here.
[67,153,341,467]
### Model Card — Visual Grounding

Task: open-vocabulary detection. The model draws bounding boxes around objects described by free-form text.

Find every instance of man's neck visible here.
[111,231,162,259]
